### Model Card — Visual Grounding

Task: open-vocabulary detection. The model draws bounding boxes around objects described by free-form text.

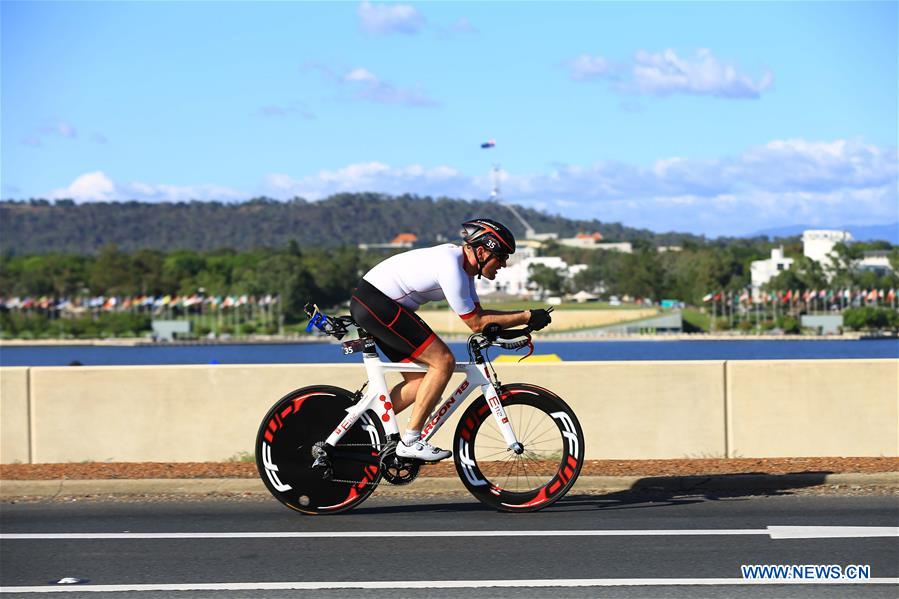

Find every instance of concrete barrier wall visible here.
[419,361,726,460]
[25,365,368,463]
[2,359,896,463]
[727,359,899,457]
[0,367,29,463]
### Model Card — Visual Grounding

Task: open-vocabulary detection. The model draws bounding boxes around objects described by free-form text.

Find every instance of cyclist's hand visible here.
[527,307,553,331]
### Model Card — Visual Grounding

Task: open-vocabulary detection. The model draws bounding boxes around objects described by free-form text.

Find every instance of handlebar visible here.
[470,323,534,354]
[482,322,531,341]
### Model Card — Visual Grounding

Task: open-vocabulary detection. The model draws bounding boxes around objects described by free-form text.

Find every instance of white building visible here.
[558,234,633,254]
[750,247,794,300]
[858,251,894,276]
[475,246,585,297]
[559,233,603,249]
[594,242,633,253]
[802,229,853,265]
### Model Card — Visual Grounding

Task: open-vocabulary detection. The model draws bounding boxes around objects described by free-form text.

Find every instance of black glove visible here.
[527,307,553,331]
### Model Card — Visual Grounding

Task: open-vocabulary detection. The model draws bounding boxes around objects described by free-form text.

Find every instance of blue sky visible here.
[2,1,896,237]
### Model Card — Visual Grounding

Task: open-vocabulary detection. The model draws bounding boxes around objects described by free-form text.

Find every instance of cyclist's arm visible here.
[462,308,530,332]
[437,250,530,331]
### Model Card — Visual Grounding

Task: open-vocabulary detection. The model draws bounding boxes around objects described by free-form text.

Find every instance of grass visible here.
[227,451,255,463]
[682,308,711,332]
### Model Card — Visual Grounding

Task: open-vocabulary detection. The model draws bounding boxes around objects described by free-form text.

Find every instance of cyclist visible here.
[350,218,553,462]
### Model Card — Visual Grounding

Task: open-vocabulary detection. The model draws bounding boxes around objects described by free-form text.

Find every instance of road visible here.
[1,492,897,598]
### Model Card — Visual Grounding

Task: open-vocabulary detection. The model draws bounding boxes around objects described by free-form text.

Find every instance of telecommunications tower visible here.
[487,160,536,240]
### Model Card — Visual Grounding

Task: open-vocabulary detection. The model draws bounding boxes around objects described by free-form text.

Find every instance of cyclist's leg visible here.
[394,336,454,461]
[404,336,454,431]
[390,372,425,414]
[350,279,453,459]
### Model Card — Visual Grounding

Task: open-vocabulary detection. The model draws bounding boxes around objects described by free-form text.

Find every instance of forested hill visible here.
[1,194,705,255]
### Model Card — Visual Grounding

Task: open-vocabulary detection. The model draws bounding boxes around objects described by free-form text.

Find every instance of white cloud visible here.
[568,48,773,99]
[265,138,897,236]
[739,139,894,190]
[41,138,896,236]
[23,119,82,147]
[566,53,617,80]
[48,171,245,203]
[50,171,117,202]
[450,17,478,35]
[632,49,773,98]
[303,62,438,107]
[264,162,469,199]
[56,121,77,138]
[357,1,425,35]
[341,67,439,107]
[343,68,378,83]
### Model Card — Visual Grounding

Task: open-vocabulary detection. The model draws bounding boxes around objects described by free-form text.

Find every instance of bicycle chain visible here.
[318,442,419,487]
[317,442,385,487]
[327,477,380,486]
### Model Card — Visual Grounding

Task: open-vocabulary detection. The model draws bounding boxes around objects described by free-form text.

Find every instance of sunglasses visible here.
[490,251,509,264]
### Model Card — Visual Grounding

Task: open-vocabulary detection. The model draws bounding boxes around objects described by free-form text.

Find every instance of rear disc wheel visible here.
[255,385,385,514]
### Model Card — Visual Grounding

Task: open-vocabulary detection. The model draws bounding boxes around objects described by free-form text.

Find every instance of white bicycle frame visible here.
[323,351,520,450]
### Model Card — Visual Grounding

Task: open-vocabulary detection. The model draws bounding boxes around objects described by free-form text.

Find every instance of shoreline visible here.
[1,332,890,347]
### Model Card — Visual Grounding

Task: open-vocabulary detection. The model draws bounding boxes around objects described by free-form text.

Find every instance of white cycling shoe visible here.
[396,440,452,462]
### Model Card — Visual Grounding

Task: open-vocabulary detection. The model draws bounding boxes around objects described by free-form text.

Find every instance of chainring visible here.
[379,441,421,486]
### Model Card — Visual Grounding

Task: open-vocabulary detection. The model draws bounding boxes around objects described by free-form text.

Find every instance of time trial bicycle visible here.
[255,305,584,514]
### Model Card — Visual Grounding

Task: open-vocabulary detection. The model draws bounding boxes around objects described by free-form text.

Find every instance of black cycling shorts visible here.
[350,279,437,363]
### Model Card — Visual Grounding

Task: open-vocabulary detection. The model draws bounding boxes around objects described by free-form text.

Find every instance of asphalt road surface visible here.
[1,492,897,598]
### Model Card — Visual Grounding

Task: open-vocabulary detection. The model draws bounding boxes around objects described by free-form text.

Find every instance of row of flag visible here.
[0,294,281,312]
[702,288,897,305]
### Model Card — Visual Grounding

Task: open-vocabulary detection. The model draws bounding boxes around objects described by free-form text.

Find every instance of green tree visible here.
[253,253,318,322]
[162,251,206,294]
[89,245,135,295]
[889,249,899,273]
[571,264,605,293]
[528,263,567,296]
[305,247,362,307]
[132,249,166,295]
[826,242,861,289]
[614,250,665,299]
[843,307,899,331]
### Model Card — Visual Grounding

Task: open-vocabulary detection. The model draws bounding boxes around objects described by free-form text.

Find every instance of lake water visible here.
[1,338,896,366]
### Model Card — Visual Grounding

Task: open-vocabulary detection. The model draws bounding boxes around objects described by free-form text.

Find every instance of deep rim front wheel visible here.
[453,383,584,512]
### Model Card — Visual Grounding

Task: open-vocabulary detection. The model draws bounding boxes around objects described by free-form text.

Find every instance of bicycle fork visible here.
[480,382,524,454]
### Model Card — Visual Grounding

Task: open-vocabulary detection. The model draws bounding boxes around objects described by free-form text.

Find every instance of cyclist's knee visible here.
[420,341,454,373]
[434,350,455,374]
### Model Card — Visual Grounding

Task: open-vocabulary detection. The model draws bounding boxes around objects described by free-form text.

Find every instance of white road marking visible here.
[0,529,766,540]
[2,578,898,593]
[767,526,899,538]
[2,526,896,540]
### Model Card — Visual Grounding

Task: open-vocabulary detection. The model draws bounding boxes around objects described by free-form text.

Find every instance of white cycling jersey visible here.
[362,244,480,319]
